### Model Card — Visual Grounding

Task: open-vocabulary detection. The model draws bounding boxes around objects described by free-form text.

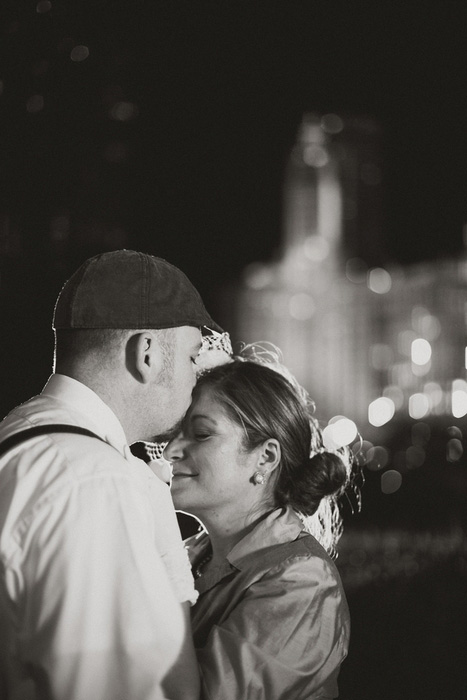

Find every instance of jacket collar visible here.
[187,507,306,594]
[227,507,305,568]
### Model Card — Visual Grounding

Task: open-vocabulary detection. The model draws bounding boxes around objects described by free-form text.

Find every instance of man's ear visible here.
[257,438,281,474]
[130,331,164,384]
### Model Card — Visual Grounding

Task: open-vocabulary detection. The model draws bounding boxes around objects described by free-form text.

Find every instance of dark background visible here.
[2,3,467,698]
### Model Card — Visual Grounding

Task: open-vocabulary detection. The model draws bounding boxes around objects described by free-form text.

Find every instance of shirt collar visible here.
[42,373,129,455]
[188,507,306,594]
[227,507,305,568]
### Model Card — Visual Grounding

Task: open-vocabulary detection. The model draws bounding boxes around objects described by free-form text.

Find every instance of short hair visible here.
[54,327,176,382]
[195,360,348,517]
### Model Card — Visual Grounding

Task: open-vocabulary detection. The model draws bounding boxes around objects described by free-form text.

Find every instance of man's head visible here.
[53,250,221,443]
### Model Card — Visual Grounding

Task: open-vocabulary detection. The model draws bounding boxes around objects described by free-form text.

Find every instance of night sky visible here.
[1,2,467,409]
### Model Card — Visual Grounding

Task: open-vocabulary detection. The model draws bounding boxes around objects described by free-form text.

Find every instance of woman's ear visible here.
[131,331,164,384]
[257,438,281,474]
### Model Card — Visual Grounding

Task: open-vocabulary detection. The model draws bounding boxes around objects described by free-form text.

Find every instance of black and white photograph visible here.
[1,3,466,699]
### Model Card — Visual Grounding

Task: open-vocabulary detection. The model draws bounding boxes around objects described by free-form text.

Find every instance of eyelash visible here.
[194,433,210,441]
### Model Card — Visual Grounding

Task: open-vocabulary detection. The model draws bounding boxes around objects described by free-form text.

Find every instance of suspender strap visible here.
[0,424,105,460]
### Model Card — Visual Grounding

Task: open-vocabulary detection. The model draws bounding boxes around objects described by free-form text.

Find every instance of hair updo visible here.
[195,359,349,518]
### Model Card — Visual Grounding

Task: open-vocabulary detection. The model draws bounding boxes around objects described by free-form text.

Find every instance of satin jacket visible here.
[186,507,350,700]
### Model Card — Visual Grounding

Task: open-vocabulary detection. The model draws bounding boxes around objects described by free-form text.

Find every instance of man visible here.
[0,250,221,700]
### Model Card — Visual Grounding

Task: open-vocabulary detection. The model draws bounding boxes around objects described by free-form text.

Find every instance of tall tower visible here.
[232,112,384,422]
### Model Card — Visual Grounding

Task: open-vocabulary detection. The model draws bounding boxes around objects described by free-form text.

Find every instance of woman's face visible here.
[164,385,262,520]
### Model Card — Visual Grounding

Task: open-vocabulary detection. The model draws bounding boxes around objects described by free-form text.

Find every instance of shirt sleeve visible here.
[7,472,195,700]
[196,555,350,700]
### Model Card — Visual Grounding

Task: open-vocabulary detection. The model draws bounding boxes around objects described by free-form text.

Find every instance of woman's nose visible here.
[163,434,184,462]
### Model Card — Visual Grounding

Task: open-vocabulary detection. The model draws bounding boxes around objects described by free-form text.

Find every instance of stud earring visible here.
[253,471,266,485]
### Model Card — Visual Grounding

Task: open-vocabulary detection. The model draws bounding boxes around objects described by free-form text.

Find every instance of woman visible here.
[164,352,353,700]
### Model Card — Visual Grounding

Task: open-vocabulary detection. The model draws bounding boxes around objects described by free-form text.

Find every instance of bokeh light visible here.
[424,382,443,411]
[365,446,389,471]
[303,144,329,168]
[367,267,392,294]
[411,306,441,340]
[411,338,432,365]
[383,385,404,410]
[408,393,430,419]
[70,45,90,62]
[447,438,463,462]
[381,470,402,494]
[322,417,358,449]
[452,379,467,418]
[452,390,467,418]
[368,397,395,427]
[352,439,373,466]
[320,113,344,134]
[447,425,463,440]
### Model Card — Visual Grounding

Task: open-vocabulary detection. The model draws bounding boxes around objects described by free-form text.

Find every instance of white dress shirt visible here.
[0,374,196,700]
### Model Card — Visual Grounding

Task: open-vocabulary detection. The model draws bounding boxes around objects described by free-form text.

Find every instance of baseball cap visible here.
[53,250,223,332]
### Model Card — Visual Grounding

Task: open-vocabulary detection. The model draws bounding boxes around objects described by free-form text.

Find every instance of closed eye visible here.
[194,433,210,441]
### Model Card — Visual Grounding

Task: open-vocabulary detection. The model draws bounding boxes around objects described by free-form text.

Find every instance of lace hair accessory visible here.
[196,328,234,372]
[237,342,362,558]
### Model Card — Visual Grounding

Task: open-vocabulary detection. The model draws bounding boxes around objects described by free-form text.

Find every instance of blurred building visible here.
[230,113,467,435]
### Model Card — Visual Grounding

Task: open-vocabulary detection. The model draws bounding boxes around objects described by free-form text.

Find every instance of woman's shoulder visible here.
[235,530,342,586]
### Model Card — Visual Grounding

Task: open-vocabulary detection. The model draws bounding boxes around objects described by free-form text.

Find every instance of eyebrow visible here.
[190,413,218,426]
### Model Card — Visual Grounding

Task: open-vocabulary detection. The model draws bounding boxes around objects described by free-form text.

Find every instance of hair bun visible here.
[307,451,348,498]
